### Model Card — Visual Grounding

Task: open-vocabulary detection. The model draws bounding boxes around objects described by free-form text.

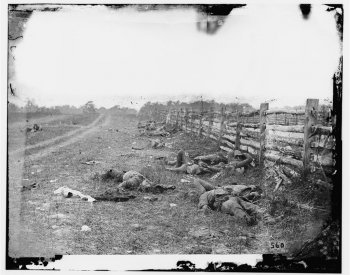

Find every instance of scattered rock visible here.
[143,196,158,202]
[188,227,221,239]
[81,225,91,232]
[131,224,141,230]
[81,160,101,165]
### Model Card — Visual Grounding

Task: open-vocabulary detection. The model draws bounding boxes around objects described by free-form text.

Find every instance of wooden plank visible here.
[258,103,269,166]
[220,145,232,152]
[241,138,260,150]
[218,106,226,146]
[223,134,236,142]
[266,124,304,133]
[266,135,304,146]
[265,143,303,159]
[265,151,303,168]
[241,145,259,156]
[303,99,319,174]
[241,123,260,129]
[225,128,237,135]
[267,130,304,139]
[310,151,334,167]
[221,139,235,149]
[184,108,188,133]
[208,106,214,137]
[266,109,305,115]
[241,127,259,139]
[310,125,332,136]
[240,110,260,117]
[236,113,241,150]
[227,122,238,127]
[175,110,179,129]
[310,138,335,149]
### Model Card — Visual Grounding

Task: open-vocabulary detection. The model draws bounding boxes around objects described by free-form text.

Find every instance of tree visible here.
[8,102,21,113]
[82,101,96,113]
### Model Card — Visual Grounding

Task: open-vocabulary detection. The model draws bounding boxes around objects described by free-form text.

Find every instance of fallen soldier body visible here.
[192,178,275,225]
[118,170,176,193]
[166,149,253,175]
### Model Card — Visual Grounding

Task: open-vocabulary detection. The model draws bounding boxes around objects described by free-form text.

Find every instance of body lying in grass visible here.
[191,178,276,225]
[119,170,175,193]
[102,169,176,193]
[166,149,253,175]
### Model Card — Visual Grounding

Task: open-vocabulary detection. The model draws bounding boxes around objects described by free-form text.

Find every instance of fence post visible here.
[303,98,319,175]
[236,112,241,150]
[190,109,194,133]
[184,108,188,133]
[175,109,179,129]
[208,106,214,137]
[199,107,203,137]
[179,108,183,130]
[218,106,226,146]
[259,103,269,166]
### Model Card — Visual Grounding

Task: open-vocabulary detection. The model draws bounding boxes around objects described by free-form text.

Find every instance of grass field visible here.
[7,112,331,257]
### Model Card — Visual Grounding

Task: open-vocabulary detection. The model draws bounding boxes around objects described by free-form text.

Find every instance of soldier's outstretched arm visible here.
[166,159,177,166]
[166,164,188,173]
[234,154,253,169]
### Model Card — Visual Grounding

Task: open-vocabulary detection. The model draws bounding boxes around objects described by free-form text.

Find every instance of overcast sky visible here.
[12,4,341,110]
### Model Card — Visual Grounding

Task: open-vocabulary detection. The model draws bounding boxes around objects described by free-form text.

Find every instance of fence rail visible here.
[166,98,335,176]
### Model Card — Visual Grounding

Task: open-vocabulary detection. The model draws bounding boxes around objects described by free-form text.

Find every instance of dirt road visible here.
[9,113,105,159]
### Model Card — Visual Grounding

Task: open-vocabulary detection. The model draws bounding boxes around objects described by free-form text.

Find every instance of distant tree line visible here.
[7,99,139,117]
[7,100,99,115]
[138,100,256,121]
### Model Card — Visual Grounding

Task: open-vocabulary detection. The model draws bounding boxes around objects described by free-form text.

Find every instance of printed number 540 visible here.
[271,242,285,249]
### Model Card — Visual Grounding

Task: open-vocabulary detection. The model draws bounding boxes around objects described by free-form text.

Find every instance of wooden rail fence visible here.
[166,99,334,175]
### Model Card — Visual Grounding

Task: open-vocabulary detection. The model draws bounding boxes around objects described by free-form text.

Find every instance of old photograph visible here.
[5,2,343,272]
